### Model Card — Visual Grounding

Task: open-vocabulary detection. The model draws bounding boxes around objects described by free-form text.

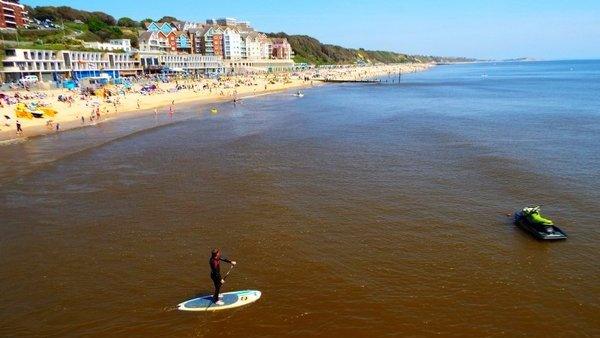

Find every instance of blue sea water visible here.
[0,60,599,337]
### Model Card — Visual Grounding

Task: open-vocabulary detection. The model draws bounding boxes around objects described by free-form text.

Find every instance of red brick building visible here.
[270,38,293,60]
[0,0,29,29]
[212,34,223,58]
[158,31,177,52]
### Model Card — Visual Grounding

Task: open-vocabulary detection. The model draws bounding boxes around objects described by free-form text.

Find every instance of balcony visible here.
[1,66,22,72]
[2,55,21,61]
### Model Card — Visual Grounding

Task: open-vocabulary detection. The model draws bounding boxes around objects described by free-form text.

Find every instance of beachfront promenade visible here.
[0,63,431,142]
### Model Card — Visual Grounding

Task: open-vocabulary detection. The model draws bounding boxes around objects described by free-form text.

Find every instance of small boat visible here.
[513,206,567,240]
[210,107,218,114]
[292,92,304,98]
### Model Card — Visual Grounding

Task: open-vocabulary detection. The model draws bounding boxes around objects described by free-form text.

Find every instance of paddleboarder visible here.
[209,248,236,305]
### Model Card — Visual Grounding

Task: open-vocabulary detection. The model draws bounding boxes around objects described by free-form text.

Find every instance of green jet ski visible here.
[514,206,567,240]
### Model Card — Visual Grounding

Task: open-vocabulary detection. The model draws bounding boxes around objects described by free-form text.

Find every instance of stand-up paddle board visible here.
[178,290,261,312]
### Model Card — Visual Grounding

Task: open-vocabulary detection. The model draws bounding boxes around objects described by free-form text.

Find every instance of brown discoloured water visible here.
[1,62,599,337]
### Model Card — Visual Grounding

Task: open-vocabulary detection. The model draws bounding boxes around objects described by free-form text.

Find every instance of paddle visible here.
[222,264,235,281]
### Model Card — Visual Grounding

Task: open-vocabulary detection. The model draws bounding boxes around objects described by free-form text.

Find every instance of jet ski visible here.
[514,206,567,240]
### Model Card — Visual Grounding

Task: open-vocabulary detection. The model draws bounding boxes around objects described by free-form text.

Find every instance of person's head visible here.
[211,248,221,259]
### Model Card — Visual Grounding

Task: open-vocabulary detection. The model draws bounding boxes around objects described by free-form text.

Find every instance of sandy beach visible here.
[0,63,431,143]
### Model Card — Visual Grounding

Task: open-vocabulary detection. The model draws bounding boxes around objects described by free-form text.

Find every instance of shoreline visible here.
[0,63,432,143]
[0,80,314,145]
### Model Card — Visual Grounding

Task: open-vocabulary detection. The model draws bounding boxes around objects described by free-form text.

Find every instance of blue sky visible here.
[25,0,600,59]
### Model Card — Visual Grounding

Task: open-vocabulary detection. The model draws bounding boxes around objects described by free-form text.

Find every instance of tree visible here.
[117,17,139,27]
[56,6,91,22]
[86,16,108,33]
[91,11,116,26]
[30,6,60,21]
[158,16,178,23]
[94,26,123,42]
[140,18,153,28]
[29,5,115,25]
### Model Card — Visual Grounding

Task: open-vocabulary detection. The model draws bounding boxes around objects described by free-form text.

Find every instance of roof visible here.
[241,31,261,40]
[171,21,184,29]
[138,31,154,42]
[195,25,224,36]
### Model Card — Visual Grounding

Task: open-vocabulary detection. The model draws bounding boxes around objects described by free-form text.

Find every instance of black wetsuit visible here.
[209,256,231,302]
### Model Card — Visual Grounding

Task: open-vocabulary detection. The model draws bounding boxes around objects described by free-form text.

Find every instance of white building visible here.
[109,39,132,52]
[225,59,295,75]
[138,31,168,52]
[242,32,271,60]
[1,49,66,82]
[212,18,237,26]
[260,38,273,60]
[137,52,224,75]
[83,39,132,52]
[1,48,141,82]
[241,32,254,59]
[222,27,242,60]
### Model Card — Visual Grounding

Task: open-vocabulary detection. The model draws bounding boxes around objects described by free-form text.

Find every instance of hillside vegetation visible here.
[5,5,474,64]
[266,33,473,65]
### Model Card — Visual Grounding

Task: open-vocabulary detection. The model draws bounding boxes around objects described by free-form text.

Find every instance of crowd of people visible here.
[0,64,431,140]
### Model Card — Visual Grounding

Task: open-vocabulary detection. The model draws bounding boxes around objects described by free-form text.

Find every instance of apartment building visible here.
[1,48,142,82]
[225,58,295,75]
[139,31,169,52]
[222,27,242,60]
[271,38,293,60]
[0,0,29,29]
[137,51,224,75]
[196,26,224,57]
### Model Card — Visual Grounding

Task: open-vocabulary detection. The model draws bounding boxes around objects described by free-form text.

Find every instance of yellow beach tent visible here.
[15,103,33,120]
[38,107,58,117]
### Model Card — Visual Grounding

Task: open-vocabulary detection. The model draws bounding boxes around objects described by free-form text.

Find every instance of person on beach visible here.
[169,105,174,118]
[81,116,85,124]
[16,120,22,135]
[154,108,158,119]
[137,99,140,109]
[209,248,236,305]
